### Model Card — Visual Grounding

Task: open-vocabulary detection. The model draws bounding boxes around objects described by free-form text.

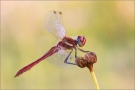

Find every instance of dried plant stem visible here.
[76,52,99,89]
[88,66,99,90]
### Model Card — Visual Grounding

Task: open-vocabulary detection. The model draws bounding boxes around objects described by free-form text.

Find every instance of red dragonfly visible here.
[14,11,90,77]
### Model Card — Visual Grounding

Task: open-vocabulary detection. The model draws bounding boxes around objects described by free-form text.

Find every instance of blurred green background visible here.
[1,1,134,89]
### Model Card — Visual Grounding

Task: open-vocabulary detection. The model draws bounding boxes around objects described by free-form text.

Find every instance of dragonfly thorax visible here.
[57,37,77,50]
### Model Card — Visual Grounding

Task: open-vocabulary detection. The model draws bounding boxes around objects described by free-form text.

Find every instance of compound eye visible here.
[77,36,86,47]
[82,37,86,46]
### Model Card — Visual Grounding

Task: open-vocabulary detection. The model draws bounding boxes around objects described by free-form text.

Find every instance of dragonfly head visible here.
[77,36,86,47]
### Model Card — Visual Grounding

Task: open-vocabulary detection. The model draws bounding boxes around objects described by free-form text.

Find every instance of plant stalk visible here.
[88,65,99,90]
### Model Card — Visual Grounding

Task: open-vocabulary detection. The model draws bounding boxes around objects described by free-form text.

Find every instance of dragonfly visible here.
[14,11,90,77]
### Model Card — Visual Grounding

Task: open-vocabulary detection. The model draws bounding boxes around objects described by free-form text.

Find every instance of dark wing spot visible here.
[59,11,62,15]
[54,11,56,14]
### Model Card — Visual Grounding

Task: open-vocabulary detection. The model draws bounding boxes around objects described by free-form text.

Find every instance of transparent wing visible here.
[47,46,76,69]
[44,11,66,40]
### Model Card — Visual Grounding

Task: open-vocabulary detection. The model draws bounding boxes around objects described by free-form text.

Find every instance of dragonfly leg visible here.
[77,47,91,53]
[75,47,78,58]
[64,49,76,65]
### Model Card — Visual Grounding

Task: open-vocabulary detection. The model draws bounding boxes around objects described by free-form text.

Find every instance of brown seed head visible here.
[75,57,87,68]
[84,52,97,64]
[75,52,97,71]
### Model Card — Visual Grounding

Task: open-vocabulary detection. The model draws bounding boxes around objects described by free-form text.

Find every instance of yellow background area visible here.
[1,1,134,89]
